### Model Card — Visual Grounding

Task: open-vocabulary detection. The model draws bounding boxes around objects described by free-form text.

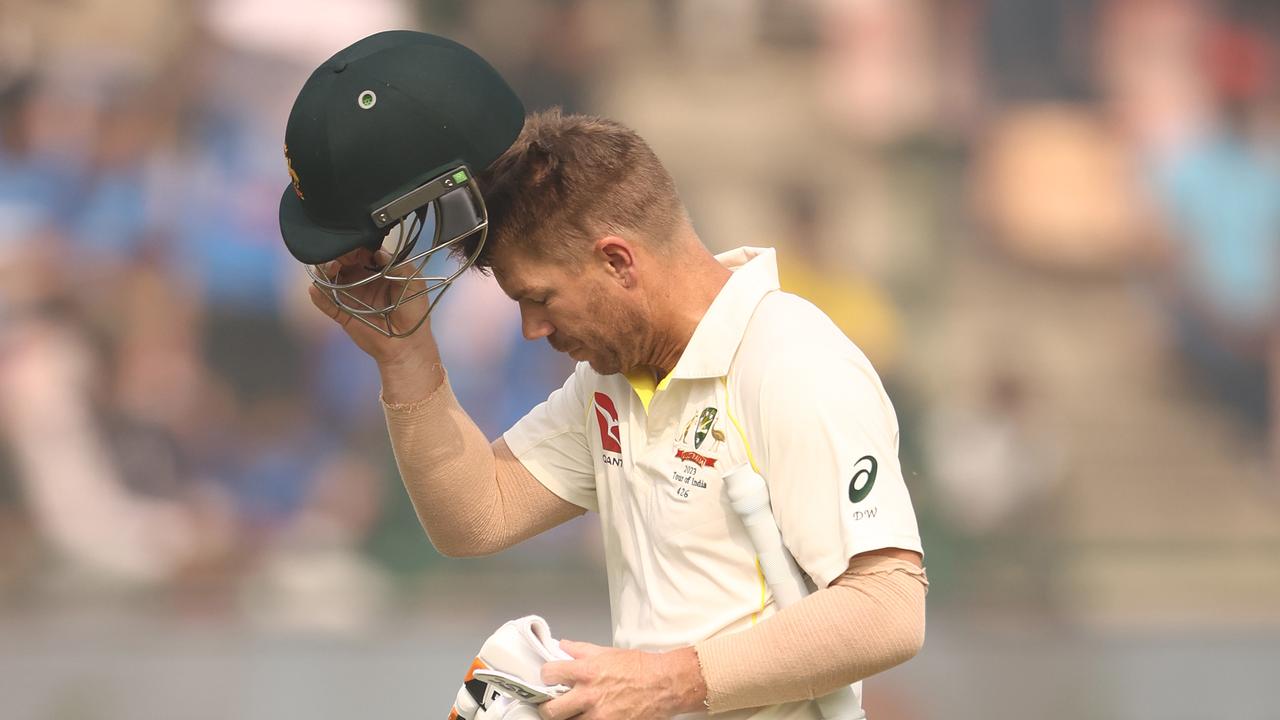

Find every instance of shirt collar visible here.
[664,246,779,382]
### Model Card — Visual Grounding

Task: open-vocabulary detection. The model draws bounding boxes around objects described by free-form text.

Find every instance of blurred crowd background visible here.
[1,1,1278,718]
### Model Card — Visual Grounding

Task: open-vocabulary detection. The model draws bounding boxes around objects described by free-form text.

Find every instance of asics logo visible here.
[593,392,623,454]
[848,455,878,503]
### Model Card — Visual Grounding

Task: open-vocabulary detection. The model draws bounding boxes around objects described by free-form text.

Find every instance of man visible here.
[281,31,926,720]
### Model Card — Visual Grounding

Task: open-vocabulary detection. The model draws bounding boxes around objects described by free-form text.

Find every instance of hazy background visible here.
[1,1,1278,718]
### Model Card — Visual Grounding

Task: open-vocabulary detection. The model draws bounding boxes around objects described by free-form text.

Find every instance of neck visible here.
[641,243,732,378]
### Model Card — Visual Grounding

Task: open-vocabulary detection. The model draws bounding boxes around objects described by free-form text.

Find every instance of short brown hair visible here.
[455,109,685,270]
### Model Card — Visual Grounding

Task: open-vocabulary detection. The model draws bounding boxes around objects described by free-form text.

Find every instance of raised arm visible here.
[309,259,584,558]
[381,368,585,557]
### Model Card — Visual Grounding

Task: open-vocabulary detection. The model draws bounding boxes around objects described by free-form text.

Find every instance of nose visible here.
[520,305,554,341]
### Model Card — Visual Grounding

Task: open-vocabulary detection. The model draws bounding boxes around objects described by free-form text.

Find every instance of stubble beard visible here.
[583,297,648,376]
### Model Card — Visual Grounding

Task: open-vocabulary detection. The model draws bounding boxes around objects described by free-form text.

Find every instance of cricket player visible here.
[279,31,926,720]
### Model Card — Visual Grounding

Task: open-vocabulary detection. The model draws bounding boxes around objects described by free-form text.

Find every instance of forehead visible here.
[490,249,567,297]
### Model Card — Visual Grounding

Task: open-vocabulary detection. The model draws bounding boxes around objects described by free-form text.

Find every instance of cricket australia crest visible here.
[694,407,718,449]
[675,406,724,469]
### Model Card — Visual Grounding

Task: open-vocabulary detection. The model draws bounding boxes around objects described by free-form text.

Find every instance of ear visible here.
[595,235,637,289]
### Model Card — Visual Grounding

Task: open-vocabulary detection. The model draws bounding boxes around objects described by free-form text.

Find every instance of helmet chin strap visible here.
[306,179,489,338]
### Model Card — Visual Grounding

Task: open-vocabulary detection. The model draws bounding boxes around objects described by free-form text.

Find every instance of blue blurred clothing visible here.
[179,198,288,311]
[69,169,150,259]
[169,105,292,312]
[206,421,338,528]
[0,146,82,232]
[1152,131,1280,331]
[1146,129,1280,428]
[314,325,385,430]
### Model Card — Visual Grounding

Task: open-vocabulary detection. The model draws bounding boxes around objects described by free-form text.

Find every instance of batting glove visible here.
[447,615,571,719]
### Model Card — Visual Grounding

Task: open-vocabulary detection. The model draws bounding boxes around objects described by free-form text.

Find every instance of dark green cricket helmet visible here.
[279,30,524,336]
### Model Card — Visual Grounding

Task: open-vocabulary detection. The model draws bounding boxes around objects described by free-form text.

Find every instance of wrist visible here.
[662,646,710,715]
[378,354,444,405]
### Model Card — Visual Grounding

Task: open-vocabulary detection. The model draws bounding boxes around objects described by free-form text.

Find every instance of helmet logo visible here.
[358,90,377,109]
[284,143,304,199]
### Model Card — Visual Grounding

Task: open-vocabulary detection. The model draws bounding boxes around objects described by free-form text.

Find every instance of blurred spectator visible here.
[774,183,903,372]
[240,451,392,633]
[923,367,1064,536]
[1101,0,1280,428]
[508,0,608,113]
[971,104,1148,271]
[816,0,940,145]
[981,0,1097,103]
[459,0,611,114]
[0,262,228,584]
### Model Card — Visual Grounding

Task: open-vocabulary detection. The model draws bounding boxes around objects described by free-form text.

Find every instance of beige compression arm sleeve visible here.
[694,555,927,713]
[382,371,585,557]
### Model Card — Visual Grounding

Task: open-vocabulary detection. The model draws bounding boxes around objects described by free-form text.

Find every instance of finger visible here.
[308,285,345,325]
[315,260,340,280]
[336,246,374,268]
[539,659,579,687]
[538,688,590,720]
[558,640,608,660]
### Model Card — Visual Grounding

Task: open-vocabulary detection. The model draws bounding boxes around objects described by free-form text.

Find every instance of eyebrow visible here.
[503,283,544,303]
[520,284,553,300]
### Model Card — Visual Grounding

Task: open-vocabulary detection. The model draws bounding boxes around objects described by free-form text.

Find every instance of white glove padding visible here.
[449,682,541,720]
[473,615,572,702]
[482,695,541,720]
[447,615,572,719]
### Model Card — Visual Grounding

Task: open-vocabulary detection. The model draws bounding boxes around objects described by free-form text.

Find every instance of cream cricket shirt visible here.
[503,247,922,719]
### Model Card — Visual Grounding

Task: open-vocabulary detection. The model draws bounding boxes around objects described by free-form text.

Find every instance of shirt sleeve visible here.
[502,362,599,512]
[743,318,922,589]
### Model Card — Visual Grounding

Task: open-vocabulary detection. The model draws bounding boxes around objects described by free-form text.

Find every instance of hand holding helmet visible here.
[305,245,435,365]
